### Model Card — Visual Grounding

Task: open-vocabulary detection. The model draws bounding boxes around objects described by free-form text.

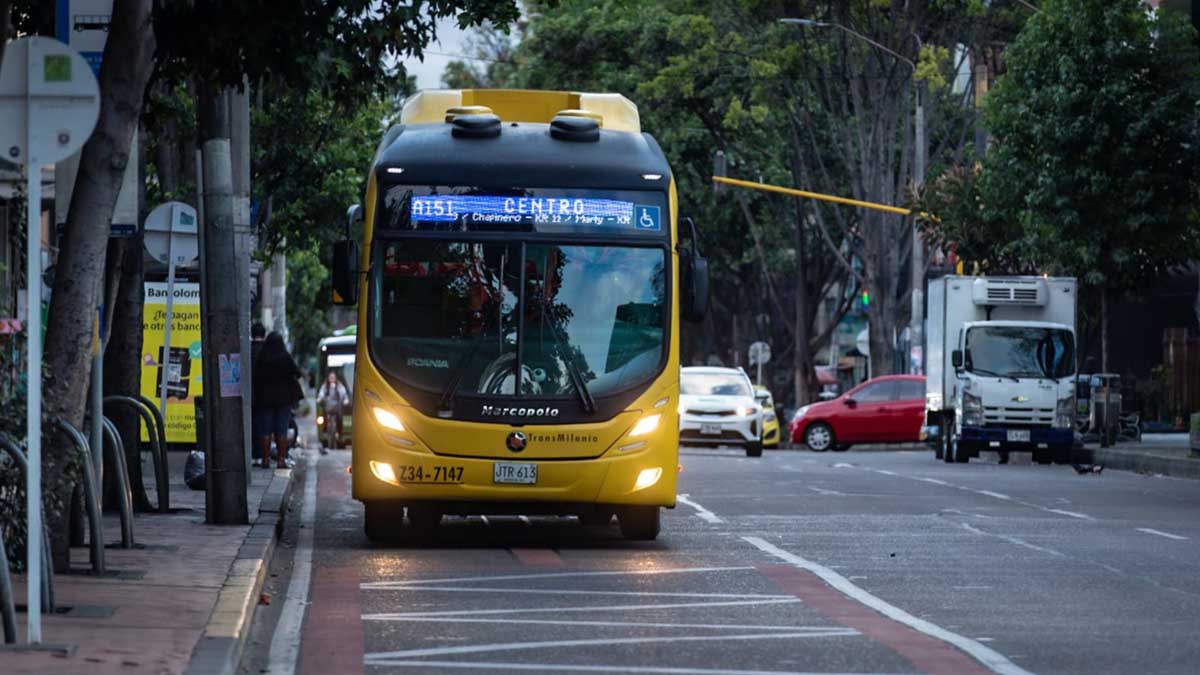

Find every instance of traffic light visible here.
[861,289,870,307]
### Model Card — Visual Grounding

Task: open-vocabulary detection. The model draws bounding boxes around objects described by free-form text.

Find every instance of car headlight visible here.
[962,391,984,427]
[736,405,757,417]
[1055,396,1074,429]
[316,414,325,426]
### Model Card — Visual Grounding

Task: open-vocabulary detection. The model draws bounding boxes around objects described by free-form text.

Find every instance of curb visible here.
[184,467,298,675]
[1076,446,1200,480]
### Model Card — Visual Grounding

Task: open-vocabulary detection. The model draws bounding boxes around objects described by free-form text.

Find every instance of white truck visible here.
[925,275,1077,464]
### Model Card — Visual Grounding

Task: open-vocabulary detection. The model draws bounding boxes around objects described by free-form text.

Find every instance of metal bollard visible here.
[103,396,162,512]
[101,417,135,548]
[135,394,171,513]
[0,433,54,612]
[1,527,15,644]
[51,418,105,575]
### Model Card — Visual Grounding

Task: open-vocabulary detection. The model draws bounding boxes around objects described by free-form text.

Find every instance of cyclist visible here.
[317,371,350,450]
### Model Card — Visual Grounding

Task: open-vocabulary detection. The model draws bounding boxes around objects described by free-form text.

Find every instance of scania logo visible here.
[482,405,561,418]
[505,431,528,453]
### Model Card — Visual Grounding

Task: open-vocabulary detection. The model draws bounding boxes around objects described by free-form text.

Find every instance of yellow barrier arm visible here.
[712,175,913,217]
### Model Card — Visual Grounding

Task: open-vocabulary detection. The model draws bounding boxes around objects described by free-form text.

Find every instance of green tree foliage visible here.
[284,246,334,362]
[984,0,1200,289]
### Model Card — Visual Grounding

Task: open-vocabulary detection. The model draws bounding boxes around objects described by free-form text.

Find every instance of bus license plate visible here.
[494,462,537,485]
[700,424,721,435]
[1007,430,1031,443]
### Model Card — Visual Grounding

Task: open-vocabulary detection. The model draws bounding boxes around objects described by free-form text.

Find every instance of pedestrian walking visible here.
[252,331,302,469]
[317,371,350,451]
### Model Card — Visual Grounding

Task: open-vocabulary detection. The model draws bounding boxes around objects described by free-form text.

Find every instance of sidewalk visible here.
[4,452,295,675]
[1076,432,1200,479]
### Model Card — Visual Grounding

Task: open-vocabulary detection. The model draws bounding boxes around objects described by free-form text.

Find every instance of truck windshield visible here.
[369,239,667,399]
[964,326,1075,380]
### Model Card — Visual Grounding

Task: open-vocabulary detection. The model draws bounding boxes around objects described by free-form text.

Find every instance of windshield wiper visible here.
[544,311,597,413]
[969,367,1020,383]
[438,335,488,413]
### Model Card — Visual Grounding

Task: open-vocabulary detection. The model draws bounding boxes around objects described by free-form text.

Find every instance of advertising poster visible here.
[140,282,203,443]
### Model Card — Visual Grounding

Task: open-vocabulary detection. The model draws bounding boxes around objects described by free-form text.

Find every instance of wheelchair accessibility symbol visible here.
[634,205,661,231]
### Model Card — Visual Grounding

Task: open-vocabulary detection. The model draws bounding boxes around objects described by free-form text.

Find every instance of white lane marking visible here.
[364,629,858,660]
[832,462,856,468]
[960,522,1066,558]
[266,451,316,675]
[868,467,1095,520]
[365,585,791,599]
[360,660,894,675]
[742,536,1034,675]
[1137,527,1189,541]
[808,486,846,496]
[363,616,856,632]
[1042,508,1093,521]
[363,598,802,619]
[677,493,724,523]
[361,566,753,588]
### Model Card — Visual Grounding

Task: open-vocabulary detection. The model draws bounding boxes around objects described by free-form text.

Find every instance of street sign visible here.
[55,0,140,237]
[748,341,771,387]
[748,341,771,366]
[0,35,100,646]
[145,201,200,266]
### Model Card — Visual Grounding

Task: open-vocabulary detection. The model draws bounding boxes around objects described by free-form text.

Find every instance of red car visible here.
[789,375,926,452]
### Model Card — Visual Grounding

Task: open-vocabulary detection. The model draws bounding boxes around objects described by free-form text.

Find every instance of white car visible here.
[679,367,763,457]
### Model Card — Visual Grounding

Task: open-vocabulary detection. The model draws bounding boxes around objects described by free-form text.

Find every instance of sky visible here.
[401,16,471,90]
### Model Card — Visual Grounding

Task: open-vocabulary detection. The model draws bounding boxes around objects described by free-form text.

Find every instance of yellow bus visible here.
[330,89,708,541]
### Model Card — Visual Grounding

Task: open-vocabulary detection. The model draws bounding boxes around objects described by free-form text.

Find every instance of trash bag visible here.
[184,450,206,491]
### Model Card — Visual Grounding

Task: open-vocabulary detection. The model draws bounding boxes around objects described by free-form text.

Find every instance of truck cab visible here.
[926,276,1078,464]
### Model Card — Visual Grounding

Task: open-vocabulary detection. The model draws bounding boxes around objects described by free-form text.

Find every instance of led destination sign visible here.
[410,195,660,231]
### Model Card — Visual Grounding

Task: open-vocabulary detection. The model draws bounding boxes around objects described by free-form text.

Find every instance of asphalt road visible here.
[242,445,1200,675]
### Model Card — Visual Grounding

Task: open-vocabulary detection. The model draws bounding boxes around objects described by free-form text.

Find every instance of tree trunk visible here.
[0,0,12,72]
[792,198,817,407]
[41,0,155,570]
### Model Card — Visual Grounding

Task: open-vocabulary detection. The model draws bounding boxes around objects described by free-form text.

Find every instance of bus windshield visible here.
[369,236,667,400]
[964,326,1075,380]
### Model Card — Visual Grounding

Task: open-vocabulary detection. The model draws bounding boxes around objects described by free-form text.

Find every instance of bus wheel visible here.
[619,506,660,541]
[364,501,402,544]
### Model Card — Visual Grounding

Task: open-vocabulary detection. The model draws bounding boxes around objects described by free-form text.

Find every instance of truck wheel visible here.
[619,506,660,541]
[952,438,970,464]
[363,501,402,544]
[805,423,834,452]
[935,440,944,461]
[1053,445,1073,465]
[1033,449,1053,465]
[942,434,955,463]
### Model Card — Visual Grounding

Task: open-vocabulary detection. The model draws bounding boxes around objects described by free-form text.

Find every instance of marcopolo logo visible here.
[481,405,560,418]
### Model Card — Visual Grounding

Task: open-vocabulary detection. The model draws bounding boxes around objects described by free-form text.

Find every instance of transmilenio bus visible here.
[330,89,709,541]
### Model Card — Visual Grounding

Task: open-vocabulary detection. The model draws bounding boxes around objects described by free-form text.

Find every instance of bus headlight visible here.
[629,413,661,437]
[634,467,663,491]
[372,406,405,432]
[369,460,398,485]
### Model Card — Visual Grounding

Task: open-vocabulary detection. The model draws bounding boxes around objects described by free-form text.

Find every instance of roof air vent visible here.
[550,114,600,142]
[450,113,502,139]
[444,105,494,123]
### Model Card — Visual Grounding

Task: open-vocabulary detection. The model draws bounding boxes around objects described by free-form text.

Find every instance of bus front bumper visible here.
[352,442,678,509]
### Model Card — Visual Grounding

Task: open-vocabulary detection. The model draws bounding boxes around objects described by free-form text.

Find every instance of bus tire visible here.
[746,441,763,457]
[363,501,402,544]
[407,506,442,539]
[619,506,660,541]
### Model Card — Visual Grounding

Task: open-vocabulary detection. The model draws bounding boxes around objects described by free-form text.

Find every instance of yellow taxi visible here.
[754,385,781,448]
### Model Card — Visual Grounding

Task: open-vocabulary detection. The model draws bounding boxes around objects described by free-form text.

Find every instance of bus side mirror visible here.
[332,240,359,306]
[951,350,963,369]
[680,217,709,322]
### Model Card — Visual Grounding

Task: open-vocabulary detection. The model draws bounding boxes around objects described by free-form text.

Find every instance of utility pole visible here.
[910,83,927,375]
[197,84,248,524]
[230,83,254,482]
